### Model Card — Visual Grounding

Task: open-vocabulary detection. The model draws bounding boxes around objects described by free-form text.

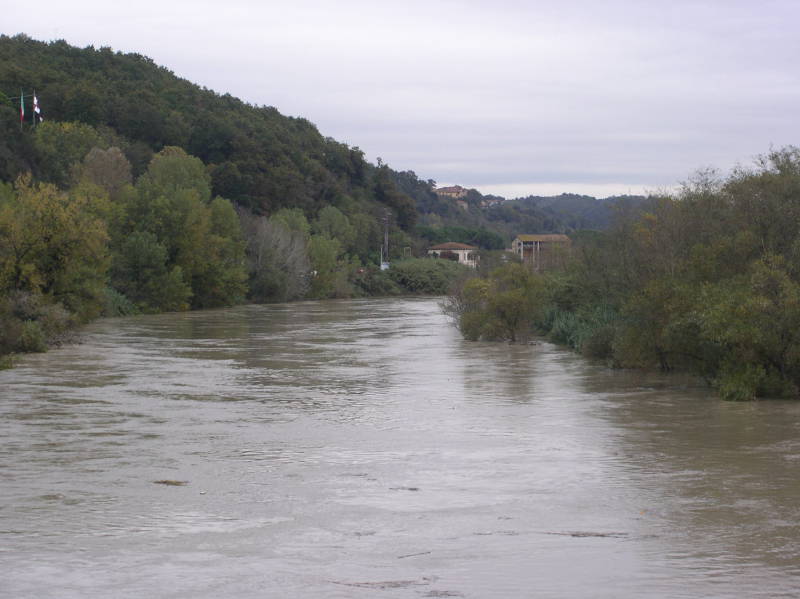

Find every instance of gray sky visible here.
[5,0,800,198]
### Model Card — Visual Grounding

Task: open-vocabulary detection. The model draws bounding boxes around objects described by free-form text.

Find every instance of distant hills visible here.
[505,193,652,231]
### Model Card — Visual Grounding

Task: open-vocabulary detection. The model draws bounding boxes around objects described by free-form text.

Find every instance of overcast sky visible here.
[4,0,799,198]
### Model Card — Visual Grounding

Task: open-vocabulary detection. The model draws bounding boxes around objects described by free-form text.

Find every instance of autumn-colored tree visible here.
[0,175,109,319]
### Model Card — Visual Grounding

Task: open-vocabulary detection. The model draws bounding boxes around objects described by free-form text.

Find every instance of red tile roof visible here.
[429,242,478,250]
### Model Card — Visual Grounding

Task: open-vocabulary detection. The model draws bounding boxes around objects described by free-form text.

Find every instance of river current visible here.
[2,297,800,598]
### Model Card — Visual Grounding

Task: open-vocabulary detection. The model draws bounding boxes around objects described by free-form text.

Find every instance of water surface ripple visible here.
[2,298,800,598]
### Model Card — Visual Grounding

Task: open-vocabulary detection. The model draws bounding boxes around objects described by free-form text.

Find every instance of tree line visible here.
[448,148,800,400]
[0,124,472,363]
[0,36,493,362]
[0,34,654,364]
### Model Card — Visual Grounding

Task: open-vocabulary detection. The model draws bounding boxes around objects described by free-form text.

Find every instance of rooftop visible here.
[429,242,478,250]
[515,234,571,242]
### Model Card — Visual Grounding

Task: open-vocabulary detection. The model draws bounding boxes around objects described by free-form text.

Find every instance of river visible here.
[2,297,800,598]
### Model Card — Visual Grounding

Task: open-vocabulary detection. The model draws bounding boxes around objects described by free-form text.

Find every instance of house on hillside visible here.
[511,234,571,271]
[480,198,503,208]
[428,242,479,268]
[435,185,469,199]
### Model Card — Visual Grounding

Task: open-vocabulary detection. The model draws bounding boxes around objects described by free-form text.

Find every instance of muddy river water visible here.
[2,297,800,598]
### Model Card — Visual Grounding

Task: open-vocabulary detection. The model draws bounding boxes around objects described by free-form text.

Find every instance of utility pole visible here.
[381,209,390,270]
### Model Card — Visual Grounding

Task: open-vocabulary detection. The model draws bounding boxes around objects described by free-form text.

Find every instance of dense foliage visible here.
[0,35,494,360]
[0,34,654,364]
[449,149,800,400]
[415,225,505,250]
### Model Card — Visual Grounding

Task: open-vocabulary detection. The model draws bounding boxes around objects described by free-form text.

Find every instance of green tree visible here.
[32,121,108,187]
[449,263,544,342]
[78,146,133,198]
[239,210,310,302]
[308,235,344,298]
[115,147,246,309]
[189,197,247,308]
[270,207,311,239]
[312,205,355,251]
[0,175,109,320]
[135,146,211,203]
[111,231,192,312]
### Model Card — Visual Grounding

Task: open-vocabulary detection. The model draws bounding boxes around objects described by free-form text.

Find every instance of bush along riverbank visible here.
[0,143,472,365]
[446,148,800,401]
[0,252,471,366]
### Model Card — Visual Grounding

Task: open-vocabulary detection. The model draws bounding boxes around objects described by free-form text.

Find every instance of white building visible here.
[427,242,479,268]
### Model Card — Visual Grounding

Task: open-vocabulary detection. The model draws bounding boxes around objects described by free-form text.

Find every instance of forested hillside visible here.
[489,193,651,233]
[0,34,416,219]
[0,34,491,359]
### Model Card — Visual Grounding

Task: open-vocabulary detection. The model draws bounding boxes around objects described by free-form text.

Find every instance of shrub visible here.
[0,291,78,356]
[445,263,545,342]
[389,258,470,295]
[353,268,403,296]
[103,287,139,317]
[18,320,47,353]
[35,301,76,346]
[716,363,764,401]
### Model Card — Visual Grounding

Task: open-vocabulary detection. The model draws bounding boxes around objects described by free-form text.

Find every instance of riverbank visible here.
[0,256,470,368]
[446,149,800,401]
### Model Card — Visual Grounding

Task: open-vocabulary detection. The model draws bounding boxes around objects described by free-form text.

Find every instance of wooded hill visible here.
[0,33,652,361]
[0,34,641,240]
[0,34,501,359]
[0,34,412,222]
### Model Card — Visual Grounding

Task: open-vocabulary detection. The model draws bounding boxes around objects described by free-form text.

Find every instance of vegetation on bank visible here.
[8,30,795,409]
[447,148,800,401]
[0,143,471,357]
[0,35,482,360]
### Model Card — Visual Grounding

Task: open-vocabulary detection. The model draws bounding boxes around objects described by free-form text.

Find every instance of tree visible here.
[32,121,108,187]
[448,263,543,342]
[239,210,311,302]
[110,231,191,312]
[0,175,109,320]
[135,146,211,203]
[270,207,311,239]
[308,235,345,298]
[114,147,247,309]
[189,197,247,308]
[312,205,355,251]
[79,146,133,198]
[374,164,418,230]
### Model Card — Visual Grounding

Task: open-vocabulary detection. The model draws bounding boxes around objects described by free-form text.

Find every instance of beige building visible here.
[511,234,571,270]
[428,242,479,268]
[435,185,469,199]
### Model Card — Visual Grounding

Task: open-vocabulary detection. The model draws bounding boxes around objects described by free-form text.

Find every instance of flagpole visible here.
[32,90,36,128]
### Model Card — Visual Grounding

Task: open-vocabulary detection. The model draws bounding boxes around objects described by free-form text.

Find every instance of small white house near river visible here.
[427,242,479,268]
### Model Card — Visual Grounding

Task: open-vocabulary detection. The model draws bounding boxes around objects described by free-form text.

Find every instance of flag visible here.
[19,90,24,124]
[33,92,42,123]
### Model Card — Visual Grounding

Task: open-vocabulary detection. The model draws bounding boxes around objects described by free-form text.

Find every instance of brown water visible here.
[2,297,800,598]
